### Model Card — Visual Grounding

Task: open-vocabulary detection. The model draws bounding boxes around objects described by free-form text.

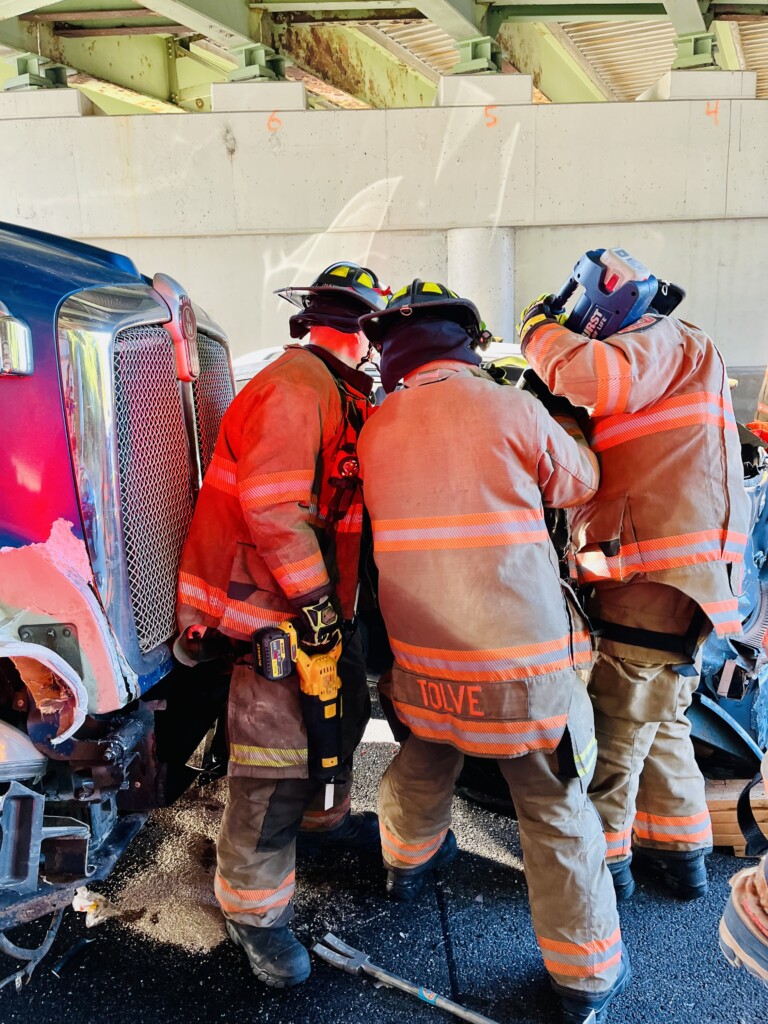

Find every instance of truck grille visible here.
[113,327,194,654]
[193,334,234,473]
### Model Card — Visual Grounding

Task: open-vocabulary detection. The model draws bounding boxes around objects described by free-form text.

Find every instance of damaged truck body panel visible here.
[0,221,235,964]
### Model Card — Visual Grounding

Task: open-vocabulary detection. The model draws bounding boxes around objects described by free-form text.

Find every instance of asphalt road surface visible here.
[1,734,767,1024]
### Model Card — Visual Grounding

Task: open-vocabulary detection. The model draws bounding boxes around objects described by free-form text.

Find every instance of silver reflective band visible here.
[0,314,33,376]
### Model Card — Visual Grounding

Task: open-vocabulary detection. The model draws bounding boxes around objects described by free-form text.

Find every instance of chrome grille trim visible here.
[192,333,235,474]
[113,326,195,654]
[58,285,234,692]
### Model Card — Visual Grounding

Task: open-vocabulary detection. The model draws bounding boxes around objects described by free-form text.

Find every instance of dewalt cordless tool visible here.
[253,621,343,782]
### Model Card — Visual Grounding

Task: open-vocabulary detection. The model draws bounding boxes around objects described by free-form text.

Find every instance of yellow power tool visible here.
[253,620,343,781]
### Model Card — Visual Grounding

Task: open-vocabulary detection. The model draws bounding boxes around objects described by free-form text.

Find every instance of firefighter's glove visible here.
[519,368,584,421]
[516,293,565,349]
[296,596,343,654]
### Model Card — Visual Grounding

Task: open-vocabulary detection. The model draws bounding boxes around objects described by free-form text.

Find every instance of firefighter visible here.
[517,248,751,903]
[357,281,629,1024]
[175,262,387,987]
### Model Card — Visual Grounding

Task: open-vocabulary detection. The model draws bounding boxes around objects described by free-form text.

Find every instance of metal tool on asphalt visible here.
[314,933,596,1024]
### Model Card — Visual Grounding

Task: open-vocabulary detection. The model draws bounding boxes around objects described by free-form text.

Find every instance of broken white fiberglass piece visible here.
[0,519,139,719]
[0,639,88,745]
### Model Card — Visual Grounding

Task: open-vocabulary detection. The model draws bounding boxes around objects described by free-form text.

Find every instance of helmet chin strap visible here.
[355,343,379,372]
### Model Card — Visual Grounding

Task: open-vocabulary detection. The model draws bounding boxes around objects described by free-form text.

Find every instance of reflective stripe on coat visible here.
[176,345,371,642]
[358,362,599,759]
[523,316,750,637]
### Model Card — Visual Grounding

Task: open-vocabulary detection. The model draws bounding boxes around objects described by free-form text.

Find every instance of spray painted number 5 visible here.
[484,104,498,128]
[267,111,282,133]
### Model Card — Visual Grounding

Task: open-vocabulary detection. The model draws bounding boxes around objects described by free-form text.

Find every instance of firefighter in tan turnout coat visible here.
[176,263,387,987]
[357,281,628,1024]
[519,248,751,903]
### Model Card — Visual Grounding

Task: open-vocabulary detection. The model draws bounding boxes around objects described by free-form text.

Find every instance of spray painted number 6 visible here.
[267,111,282,132]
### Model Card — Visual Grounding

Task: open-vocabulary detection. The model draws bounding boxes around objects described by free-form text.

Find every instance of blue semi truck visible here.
[0,222,234,988]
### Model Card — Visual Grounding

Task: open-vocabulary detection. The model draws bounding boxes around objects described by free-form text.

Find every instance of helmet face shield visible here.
[276,262,389,324]
[560,248,659,339]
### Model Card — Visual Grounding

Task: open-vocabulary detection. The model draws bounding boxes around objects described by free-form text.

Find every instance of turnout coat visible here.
[522,315,751,638]
[358,362,600,763]
[176,344,372,777]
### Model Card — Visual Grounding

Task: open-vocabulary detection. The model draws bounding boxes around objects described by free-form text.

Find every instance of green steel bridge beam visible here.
[263,14,437,104]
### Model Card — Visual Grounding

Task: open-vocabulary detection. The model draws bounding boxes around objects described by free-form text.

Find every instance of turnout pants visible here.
[587,581,713,861]
[379,677,622,996]
[215,629,370,927]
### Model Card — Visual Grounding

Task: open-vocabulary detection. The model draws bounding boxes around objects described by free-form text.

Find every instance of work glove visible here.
[516,293,565,348]
[518,368,585,422]
[295,595,343,654]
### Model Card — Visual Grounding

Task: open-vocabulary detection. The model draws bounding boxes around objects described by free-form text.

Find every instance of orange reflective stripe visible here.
[523,321,561,364]
[381,824,448,866]
[373,509,549,552]
[205,454,238,496]
[391,634,584,682]
[220,599,290,637]
[591,391,737,452]
[336,503,364,534]
[398,704,567,757]
[271,550,330,599]
[214,870,295,916]
[633,824,713,844]
[240,469,314,509]
[634,809,713,844]
[577,529,747,583]
[593,343,632,417]
[542,950,622,978]
[605,827,632,856]
[178,572,226,617]
[538,928,622,979]
[701,597,742,636]
[538,928,622,957]
[635,809,710,827]
[300,794,350,832]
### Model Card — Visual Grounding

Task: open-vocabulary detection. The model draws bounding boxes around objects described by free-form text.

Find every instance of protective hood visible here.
[379,318,481,393]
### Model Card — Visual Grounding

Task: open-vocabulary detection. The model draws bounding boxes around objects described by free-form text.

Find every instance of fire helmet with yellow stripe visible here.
[359,280,489,392]
[359,279,483,349]
[275,262,390,339]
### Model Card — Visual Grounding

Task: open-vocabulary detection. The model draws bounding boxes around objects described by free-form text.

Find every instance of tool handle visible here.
[362,964,503,1024]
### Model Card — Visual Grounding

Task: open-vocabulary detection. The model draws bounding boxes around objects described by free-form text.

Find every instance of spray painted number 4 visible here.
[706,100,719,127]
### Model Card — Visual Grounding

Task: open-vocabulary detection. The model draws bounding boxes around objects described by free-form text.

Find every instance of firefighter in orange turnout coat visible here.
[176,263,387,987]
[357,281,628,1024]
[518,248,751,904]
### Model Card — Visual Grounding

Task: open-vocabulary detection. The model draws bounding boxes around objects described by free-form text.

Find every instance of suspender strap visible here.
[737,771,768,857]
[593,608,705,660]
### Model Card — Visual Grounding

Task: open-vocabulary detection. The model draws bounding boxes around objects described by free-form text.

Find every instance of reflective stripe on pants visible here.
[378,677,622,995]
[216,768,353,926]
[587,584,712,857]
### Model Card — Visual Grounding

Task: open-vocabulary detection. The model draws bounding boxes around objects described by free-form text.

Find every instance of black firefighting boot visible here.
[607,856,636,902]
[633,847,709,901]
[386,830,458,902]
[557,947,632,1024]
[226,920,311,988]
[297,811,380,852]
